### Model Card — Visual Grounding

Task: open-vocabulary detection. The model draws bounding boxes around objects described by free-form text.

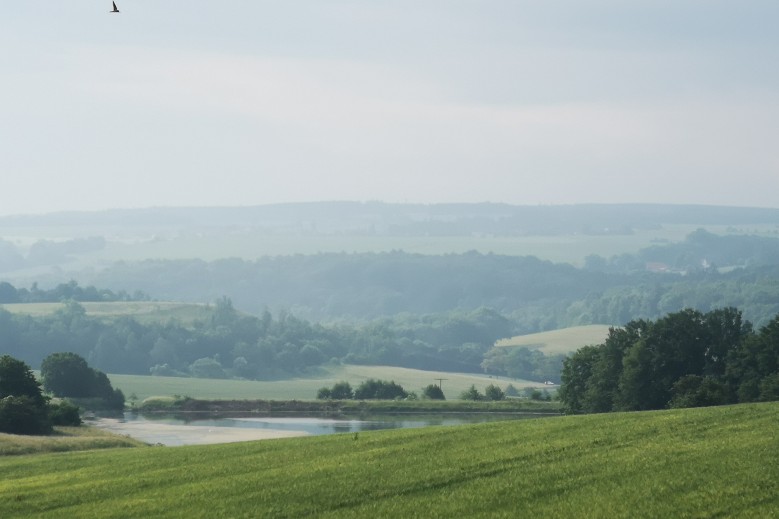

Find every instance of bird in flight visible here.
[110,1,120,13]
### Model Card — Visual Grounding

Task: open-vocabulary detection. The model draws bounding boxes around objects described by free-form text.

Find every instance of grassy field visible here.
[110,365,544,402]
[0,426,144,456]
[0,402,776,517]
[495,324,613,355]
[0,301,215,325]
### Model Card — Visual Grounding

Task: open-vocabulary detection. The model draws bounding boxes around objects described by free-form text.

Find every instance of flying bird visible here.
[110,1,120,13]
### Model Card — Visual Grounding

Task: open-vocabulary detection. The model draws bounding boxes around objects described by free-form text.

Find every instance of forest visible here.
[50,229,779,331]
[0,296,551,380]
[559,308,779,413]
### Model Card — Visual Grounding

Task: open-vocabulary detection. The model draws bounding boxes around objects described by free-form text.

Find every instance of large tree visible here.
[40,352,124,409]
[0,355,51,434]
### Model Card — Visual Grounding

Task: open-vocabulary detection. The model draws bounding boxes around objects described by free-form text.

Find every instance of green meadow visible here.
[109,365,541,402]
[1,402,776,517]
[494,325,613,355]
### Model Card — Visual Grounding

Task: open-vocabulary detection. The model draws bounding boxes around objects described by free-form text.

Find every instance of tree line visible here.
[0,298,548,381]
[0,352,123,435]
[60,230,779,330]
[559,307,779,413]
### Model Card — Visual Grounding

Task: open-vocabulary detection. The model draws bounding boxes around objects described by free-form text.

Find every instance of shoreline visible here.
[89,418,310,446]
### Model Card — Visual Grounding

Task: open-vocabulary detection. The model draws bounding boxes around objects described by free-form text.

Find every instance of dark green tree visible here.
[0,355,52,434]
[484,384,505,401]
[459,385,483,401]
[0,355,46,407]
[422,384,445,400]
[354,379,407,400]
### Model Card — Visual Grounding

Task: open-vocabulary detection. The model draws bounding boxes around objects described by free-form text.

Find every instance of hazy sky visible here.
[1,1,778,216]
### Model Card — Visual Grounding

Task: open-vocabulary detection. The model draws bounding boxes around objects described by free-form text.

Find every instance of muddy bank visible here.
[90,418,309,446]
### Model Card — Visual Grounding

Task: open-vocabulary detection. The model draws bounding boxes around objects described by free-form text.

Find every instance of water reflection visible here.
[121,412,539,437]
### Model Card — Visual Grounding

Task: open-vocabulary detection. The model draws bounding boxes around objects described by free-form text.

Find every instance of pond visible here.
[90,412,551,446]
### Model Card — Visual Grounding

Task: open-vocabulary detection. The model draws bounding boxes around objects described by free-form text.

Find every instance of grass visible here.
[0,402,776,517]
[110,365,544,402]
[0,426,145,456]
[0,301,215,325]
[495,324,614,355]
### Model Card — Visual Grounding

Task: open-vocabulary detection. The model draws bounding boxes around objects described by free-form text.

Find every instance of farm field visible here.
[1,301,215,325]
[494,324,613,355]
[109,365,542,402]
[1,402,776,517]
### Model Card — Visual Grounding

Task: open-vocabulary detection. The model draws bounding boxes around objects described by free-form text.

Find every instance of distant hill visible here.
[3,202,779,235]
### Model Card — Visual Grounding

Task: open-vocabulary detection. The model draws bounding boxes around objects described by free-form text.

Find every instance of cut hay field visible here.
[0,301,215,325]
[1,402,776,517]
[495,324,613,355]
[110,365,543,402]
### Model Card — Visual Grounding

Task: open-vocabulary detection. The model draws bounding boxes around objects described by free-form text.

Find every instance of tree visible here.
[41,352,94,398]
[459,385,483,401]
[484,384,505,401]
[422,384,445,400]
[40,352,124,409]
[0,355,46,406]
[354,379,407,400]
[330,381,354,400]
[0,355,52,434]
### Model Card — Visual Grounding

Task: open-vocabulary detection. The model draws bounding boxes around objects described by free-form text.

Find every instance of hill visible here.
[494,325,613,355]
[0,402,776,517]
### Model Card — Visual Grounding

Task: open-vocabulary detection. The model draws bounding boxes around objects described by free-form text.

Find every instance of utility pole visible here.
[434,378,448,390]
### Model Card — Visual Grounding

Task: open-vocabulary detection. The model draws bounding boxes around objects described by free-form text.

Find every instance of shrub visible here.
[485,384,506,401]
[422,384,446,400]
[354,379,407,400]
[48,400,82,426]
[0,396,51,435]
[459,385,483,401]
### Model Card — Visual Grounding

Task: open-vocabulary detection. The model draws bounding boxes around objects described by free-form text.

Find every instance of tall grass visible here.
[1,402,776,517]
[0,426,145,456]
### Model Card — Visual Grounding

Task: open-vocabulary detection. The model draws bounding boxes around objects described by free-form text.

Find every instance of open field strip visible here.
[109,365,542,402]
[495,324,613,355]
[1,301,214,324]
[0,402,776,517]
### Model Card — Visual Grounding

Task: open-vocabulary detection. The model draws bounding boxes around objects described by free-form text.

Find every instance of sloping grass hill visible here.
[1,402,776,517]
[495,324,613,355]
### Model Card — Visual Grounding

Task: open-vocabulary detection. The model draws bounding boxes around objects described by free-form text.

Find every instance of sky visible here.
[1,1,778,216]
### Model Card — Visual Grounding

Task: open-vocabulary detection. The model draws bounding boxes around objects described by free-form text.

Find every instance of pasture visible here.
[494,324,613,355]
[109,365,542,402]
[0,402,776,517]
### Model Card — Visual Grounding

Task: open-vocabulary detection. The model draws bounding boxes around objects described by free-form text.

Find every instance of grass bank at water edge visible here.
[0,402,777,517]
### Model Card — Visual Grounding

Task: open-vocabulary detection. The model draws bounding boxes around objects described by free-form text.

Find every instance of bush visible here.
[0,396,51,435]
[485,384,506,401]
[48,400,82,426]
[354,379,408,400]
[422,384,446,400]
[41,352,125,410]
[459,385,483,401]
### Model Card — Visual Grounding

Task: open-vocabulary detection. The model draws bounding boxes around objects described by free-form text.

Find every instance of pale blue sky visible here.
[1,1,778,216]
